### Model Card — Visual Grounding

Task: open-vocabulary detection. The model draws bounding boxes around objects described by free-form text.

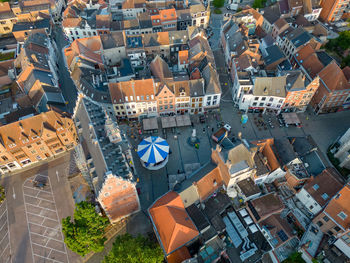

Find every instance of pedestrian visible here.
[177,169,180,174]
[212,127,214,132]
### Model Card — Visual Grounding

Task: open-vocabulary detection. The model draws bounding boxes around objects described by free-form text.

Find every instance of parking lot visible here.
[0,153,80,263]
[23,175,69,263]
[0,201,11,263]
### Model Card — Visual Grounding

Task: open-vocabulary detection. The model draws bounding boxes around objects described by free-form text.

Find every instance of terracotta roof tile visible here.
[159,8,177,21]
[251,138,280,171]
[157,32,169,45]
[250,193,284,221]
[259,213,294,247]
[179,50,188,65]
[167,246,191,263]
[98,175,140,222]
[109,79,155,104]
[194,166,224,201]
[63,17,83,28]
[342,66,350,82]
[304,168,344,207]
[324,184,350,229]
[319,61,350,92]
[149,191,199,255]
[274,18,288,30]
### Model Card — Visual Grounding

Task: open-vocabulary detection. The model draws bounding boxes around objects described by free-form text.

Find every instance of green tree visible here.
[252,0,266,9]
[103,234,164,263]
[0,185,5,203]
[62,201,109,256]
[212,0,224,8]
[283,252,306,263]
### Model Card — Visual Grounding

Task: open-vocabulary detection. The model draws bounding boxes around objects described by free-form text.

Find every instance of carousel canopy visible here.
[137,136,169,164]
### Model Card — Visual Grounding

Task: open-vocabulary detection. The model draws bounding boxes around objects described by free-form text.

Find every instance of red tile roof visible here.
[250,193,284,222]
[324,184,350,230]
[149,192,199,255]
[303,168,344,207]
[318,61,350,92]
[194,166,224,201]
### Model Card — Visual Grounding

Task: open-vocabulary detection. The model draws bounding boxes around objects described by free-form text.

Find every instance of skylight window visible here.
[313,184,319,191]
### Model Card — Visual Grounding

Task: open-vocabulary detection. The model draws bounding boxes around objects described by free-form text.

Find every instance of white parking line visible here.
[23,175,69,263]
[24,194,55,204]
[31,232,63,244]
[0,220,7,232]
[30,221,60,232]
[32,242,66,254]
[23,185,52,194]
[26,211,59,223]
[0,243,9,258]
[0,201,12,263]
[26,203,57,213]
[33,253,63,263]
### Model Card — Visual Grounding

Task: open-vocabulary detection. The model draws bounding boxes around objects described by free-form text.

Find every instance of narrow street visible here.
[52,25,78,113]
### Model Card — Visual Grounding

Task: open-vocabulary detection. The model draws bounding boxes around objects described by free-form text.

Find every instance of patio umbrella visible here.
[137,136,169,164]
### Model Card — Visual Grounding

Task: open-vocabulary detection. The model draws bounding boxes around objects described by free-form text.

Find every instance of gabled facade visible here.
[0,109,77,174]
[296,168,344,216]
[73,94,140,223]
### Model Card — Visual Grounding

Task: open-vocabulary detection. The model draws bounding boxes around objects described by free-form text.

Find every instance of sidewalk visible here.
[0,150,72,179]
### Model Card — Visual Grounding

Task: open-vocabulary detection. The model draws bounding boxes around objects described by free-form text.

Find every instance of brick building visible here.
[0,109,77,174]
[319,0,350,22]
[310,61,350,114]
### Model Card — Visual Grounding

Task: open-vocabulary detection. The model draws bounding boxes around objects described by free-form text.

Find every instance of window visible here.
[252,102,257,106]
[342,233,350,244]
[104,192,110,197]
[338,211,348,220]
[269,98,273,102]
[259,103,264,106]
[261,97,266,101]
[321,193,329,200]
[313,184,319,191]
[309,205,314,210]
[334,226,341,232]
[323,216,329,222]
[2,156,8,161]
[316,221,323,227]
[254,97,259,101]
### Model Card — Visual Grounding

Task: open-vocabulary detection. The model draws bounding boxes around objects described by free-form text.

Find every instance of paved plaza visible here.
[126,98,350,209]
[23,175,69,263]
[0,153,80,263]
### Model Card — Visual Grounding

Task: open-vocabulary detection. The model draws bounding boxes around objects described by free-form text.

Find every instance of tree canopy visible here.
[325,30,350,67]
[252,0,267,9]
[212,0,224,9]
[282,252,306,263]
[62,201,109,256]
[103,234,164,263]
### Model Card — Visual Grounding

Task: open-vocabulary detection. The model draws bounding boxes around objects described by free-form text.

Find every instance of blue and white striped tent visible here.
[137,136,169,164]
